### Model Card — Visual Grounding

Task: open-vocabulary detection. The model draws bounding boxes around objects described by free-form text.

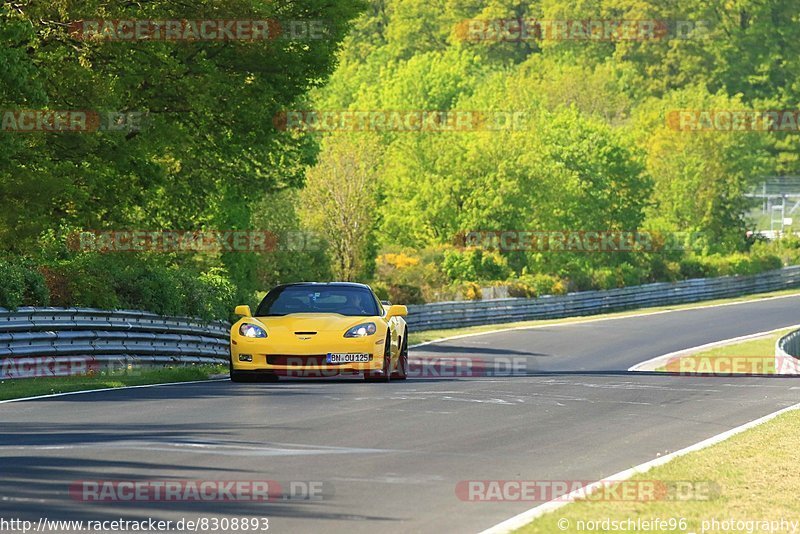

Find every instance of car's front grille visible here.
[266,354,373,366]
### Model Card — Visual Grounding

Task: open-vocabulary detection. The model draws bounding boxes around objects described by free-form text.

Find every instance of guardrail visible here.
[405,266,800,331]
[3,266,800,380]
[776,328,800,374]
[0,308,229,379]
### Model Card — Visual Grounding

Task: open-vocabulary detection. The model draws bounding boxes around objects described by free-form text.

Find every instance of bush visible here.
[464,282,482,301]
[114,261,186,316]
[678,256,713,279]
[586,263,646,290]
[618,262,647,287]
[675,252,782,280]
[46,254,121,310]
[193,269,237,321]
[0,259,26,309]
[750,237,800,268]
[0,258,49,309]
[508,274,567,297]
[645,255,681,283]
[374,246,449,302]
[387,284,425,304]
[754,254,783,272]
[22,264,50,306]
[507,281,532,298]
[590,267,618,290]
[371,282,390,301]
[442,248,511,281]
[40,253,236,321]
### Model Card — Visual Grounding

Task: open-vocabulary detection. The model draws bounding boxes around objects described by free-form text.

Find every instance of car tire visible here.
[392,331,408,380]
[365,335,392,383]
[230,368,250,383]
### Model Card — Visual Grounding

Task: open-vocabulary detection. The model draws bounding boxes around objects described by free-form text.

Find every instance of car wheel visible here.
[392,331,408,380]
[230,367,250,383]
[365,335,392,383]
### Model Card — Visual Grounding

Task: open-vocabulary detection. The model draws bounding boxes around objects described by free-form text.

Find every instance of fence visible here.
[0,308,229,379]
[2,266,800,380]
[776,328,800,374]
[405,266,800,331]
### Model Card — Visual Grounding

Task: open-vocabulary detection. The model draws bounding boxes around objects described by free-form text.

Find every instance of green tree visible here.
[251,189,331,289]
[0,0,364,300]
[632,86,774,252]
[300,134,383,281]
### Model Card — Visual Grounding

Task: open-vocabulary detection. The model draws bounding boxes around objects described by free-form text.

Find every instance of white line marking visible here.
[0,378,228,405]
[3,292,799,405]
[0,496,47,504]
[478,400,800,534]
[12,440,397,457]
[410,293,800,350]
[628,324,800,372]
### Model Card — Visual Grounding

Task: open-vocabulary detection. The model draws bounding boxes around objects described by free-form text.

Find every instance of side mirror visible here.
[234,305,252,317]
[386,304,408,319]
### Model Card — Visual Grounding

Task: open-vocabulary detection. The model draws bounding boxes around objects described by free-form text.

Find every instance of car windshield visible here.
[256,286,381,317]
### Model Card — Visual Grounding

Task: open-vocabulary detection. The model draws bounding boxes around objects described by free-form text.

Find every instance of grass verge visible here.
[408,287,800,346]
[4,287,799,402]
[653,328,796,374]
[515,406,800,533]
[0,364,227,402]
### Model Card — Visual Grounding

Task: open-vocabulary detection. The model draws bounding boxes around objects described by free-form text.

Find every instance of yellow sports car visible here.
[229,282,408,382]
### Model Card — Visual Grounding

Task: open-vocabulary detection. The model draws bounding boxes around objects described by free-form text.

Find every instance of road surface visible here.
[2,296,799,533]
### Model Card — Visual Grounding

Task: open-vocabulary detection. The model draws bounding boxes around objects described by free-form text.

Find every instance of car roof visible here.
[274,282,372,290]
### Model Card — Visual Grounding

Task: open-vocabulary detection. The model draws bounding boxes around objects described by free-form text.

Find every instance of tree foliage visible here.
[1,0,795,310]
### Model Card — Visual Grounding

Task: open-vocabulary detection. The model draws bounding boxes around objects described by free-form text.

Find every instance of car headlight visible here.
[239,323,267,338]
[343,322,377,338]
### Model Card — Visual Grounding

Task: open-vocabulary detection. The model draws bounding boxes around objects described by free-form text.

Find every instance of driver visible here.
[347,292,368,314]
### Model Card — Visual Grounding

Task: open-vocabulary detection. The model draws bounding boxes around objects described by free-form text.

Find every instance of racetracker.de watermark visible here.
[668,110,800,132]
[1,110,144,133]
[1,516,271,534]
[68,230,322,253]
[406,356,527,378]
[459,230,705,252]
[278,356,528,378]
[70,480,329,502]
[1,356,99,380]
[273,110,529,132]
[455,19,710,42]
[68,19,328,41]
[663,354,800,375]
[456,479,718,502]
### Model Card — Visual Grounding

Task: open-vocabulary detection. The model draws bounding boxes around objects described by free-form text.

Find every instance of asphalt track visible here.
[2,296,800,533]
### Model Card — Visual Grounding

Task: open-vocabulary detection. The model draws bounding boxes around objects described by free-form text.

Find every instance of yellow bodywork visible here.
[230,306,408,378]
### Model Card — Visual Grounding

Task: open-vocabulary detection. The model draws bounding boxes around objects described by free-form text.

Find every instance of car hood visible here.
[256,313,379,336]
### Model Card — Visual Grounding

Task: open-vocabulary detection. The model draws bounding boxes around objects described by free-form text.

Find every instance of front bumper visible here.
[230,335,386,377]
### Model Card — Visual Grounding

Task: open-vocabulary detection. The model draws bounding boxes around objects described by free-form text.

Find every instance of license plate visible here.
[326,353,370,364]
